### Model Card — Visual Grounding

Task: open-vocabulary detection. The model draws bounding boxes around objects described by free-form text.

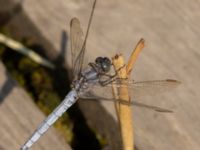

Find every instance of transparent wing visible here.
[70,0,96,77]
[70,18,84,76]
[122,79,181,98]
[80,93,173,112]
[80,79,180,112]
[83,79,180,100]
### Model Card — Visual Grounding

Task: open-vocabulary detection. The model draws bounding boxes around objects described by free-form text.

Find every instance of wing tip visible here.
[155,108,174,113]
[166,79,181,84]
[70,17,80,26]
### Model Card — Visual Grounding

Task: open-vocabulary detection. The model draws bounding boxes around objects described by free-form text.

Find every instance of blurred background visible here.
[0,0,199,150]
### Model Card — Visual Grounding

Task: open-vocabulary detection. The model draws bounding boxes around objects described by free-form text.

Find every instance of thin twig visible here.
[126,38,145,77]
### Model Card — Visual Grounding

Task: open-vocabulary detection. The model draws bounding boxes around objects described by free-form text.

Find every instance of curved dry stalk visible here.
[126,38,144,77]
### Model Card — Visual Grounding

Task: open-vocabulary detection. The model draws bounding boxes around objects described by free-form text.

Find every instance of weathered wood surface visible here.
[1,0,200,150]
[0,61,71,150]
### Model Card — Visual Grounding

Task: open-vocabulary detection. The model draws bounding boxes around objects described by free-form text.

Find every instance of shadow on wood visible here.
[0,70,16,104]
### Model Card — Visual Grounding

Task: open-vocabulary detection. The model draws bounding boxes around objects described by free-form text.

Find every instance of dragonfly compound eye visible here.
[101,57,111,72]
[95,57,103,65]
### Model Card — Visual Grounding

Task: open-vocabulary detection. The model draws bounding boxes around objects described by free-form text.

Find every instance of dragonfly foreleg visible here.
[99,64,127,86]
[99,75,118,86]
[110,64,126,77]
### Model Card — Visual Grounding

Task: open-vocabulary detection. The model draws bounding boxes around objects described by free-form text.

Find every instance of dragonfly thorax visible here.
[71,57,111,93]
[71,67,99,92]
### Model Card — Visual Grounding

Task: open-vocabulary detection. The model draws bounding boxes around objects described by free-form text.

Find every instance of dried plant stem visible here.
[112,38,145,150]
[112,54,133,150]
[126,38,145,77]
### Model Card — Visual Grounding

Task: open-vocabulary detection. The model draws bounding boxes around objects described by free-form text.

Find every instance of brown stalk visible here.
[126,38,145,77]
[112,38,145,150]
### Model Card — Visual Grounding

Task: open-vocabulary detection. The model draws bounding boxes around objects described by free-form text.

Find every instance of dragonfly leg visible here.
[99,76,117,86]
[111,64,126,77]
[99,76,127,86]
[99,64,127,86]
[88,62,99,72]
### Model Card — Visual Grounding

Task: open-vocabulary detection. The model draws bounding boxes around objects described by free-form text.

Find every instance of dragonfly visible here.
[21,0,180,149]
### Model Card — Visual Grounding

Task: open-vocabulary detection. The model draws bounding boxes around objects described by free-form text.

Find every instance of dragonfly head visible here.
[95,57,111,73]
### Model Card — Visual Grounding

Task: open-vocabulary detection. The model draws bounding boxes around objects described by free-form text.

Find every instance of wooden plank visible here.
[0,62,71,150]
[1,0,200,149]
